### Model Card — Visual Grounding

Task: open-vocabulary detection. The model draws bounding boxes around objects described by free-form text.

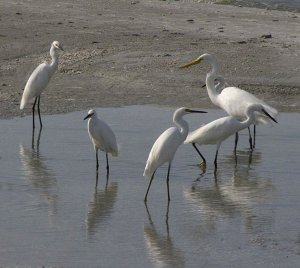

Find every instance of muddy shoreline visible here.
[1,0,300,119]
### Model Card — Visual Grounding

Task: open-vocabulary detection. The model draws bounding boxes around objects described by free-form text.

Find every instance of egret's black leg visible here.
[192,143,206,163]
[32,124,42,151]
[32,97,38,130]
[214,149,219,170]
[37,96,43,129]
[213,169,218,181]
[166,163,171,201]
[105,172,109,188]
[234,132,239,152]
[31,127,35,150]
[166,202,170,235]
[106,153,109,175]
[248,150,253,165]
[248,127,253,150]
[144,202,153,225]
[192,143,206,170]
[36,128,42,154]
[95,171,99,188]
[233,151,238,166]
[96,150,99,171]
[253,125,256,148]
[144,171,156,202]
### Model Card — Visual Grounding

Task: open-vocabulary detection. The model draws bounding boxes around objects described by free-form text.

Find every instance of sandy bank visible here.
[1,0,300,118]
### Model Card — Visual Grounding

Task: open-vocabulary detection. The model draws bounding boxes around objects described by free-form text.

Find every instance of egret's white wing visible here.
[89,118,118,156]
[20,63,51,109]
[144,127,183,178]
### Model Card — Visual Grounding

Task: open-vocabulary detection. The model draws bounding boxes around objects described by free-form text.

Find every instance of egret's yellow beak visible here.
[179,56,202,69]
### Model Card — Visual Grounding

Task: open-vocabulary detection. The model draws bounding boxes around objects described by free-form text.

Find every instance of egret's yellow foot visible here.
[199,161,206,170]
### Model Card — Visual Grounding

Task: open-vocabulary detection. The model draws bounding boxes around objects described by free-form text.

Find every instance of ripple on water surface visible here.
[0,106,299,267]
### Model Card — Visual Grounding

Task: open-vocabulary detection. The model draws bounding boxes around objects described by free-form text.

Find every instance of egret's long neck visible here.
[206,61,221,106]
[87,116,96,130]
[215,76,225,93]
[49,46,59,75]
[237,109,256,131]
[89,115,97,124]
[173,114,189,138]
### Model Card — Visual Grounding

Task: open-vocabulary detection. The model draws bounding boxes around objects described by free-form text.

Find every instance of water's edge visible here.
[213,0,300,13]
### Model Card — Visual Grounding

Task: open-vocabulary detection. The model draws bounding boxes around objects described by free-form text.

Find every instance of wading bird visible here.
[180,53,278,150]
[185,103,277,170]
[84,109,118,175]
[143,107,207,202]
[20,41,64,129]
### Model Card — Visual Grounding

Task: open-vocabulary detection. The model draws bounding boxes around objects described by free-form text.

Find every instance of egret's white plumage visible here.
[185,103,277,169]
[84,109,118,174]
[143,127,183,179]
[180,53,278,149]
[213,75,226,93]
[143,107,207,201]
[20,41,63,128]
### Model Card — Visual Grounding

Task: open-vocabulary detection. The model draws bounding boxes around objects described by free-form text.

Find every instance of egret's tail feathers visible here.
[108,143,119,157]
[143,162,154,178]
[20,97,26,110]
[111,150,118,157]
[184,132,195,144]
[109,147,118,157]
[184,128,201,144]
[143,169,150,178]
[184,136,191,144]
[112,143,122,157]
[184,139,190,144]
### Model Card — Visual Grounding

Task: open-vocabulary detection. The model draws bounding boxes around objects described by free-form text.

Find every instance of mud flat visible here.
[1,0,300,118]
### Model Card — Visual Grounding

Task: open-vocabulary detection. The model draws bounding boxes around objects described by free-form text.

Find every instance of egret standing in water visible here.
[20,41,64,129]
[143,107,207,202]
[185,103,277,170]
[84,109,118,175]
[180,53,278,150]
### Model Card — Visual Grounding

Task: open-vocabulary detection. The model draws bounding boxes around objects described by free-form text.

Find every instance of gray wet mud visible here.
[0,105,299,267]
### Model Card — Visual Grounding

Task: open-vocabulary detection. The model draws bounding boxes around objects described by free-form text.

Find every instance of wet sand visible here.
[1,0,300,118]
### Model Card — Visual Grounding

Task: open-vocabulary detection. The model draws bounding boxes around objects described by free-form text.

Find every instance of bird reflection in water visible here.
[31,127,42,151]
[228,149,261,168]
[86,177,118,236]
[144,203,185,268]
[19,137,58,221]
[197,148,260,177]
[185,157,273,233]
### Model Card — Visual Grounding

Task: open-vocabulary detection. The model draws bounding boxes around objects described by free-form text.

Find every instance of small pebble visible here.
[261,34,272,39]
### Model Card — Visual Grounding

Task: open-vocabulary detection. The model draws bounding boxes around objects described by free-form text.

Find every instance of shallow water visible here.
[216,0,300,12]
[0,105,300,267]
[250,0,300,10]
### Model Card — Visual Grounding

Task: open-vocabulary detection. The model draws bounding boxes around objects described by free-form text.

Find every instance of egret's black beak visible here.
[185,109,207,114]
[84,113,93,120]
[262,109,278,123]
[201,84,206,88]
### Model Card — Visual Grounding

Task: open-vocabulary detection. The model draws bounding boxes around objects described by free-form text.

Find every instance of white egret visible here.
[84,109,118,174]
[20,41,64,129]
[180,53,278,150]
[185,103,277,169]
[202,74,226,93]
[143,107,207,202]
